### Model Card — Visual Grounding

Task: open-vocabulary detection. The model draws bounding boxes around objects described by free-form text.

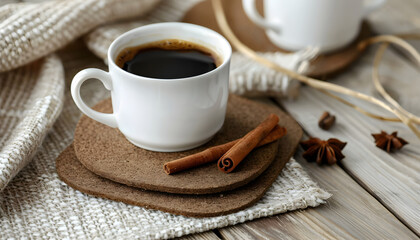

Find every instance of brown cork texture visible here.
[74,95,298,195]
[57,142,291,218]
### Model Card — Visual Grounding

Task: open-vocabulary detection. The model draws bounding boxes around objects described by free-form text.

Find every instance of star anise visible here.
[372,131,408,152]
[300,138,347,165]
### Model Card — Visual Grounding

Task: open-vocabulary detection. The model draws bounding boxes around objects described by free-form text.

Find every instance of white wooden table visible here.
[182,0,420,238]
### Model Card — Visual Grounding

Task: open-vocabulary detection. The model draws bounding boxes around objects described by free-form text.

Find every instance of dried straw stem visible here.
[212,0,420,140]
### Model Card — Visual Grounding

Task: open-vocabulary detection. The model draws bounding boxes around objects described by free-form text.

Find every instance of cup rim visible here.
[108,22,232,82]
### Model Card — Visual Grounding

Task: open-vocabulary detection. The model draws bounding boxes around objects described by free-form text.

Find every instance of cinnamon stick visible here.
[218,113,279,173]
[164,124,286,174]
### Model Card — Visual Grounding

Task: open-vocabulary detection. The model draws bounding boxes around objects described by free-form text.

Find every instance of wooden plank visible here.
[368,0,420,57]
[179,231,220,240]
[277,48,420,236]
[218,129,418,239]
[368,0,420,35]
[216,0,420,238]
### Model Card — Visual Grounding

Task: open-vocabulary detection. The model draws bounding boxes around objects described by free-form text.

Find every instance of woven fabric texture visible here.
[0,54,64,192]
[0,0,160,72]
[84,0,315,98]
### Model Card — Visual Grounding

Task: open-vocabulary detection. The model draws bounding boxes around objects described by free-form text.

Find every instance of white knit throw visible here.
[0,0,160,72]
[0,0,160,194]
[85,0,316,98]
[0,54,64,192]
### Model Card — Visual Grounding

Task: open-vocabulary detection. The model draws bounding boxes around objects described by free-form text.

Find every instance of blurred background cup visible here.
[242,0,386,53]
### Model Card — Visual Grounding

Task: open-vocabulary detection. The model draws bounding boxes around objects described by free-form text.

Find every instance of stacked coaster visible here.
[56,95,302,217]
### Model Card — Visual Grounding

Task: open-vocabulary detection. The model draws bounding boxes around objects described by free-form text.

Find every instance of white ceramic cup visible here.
[71,23,232,152]
[242,0,386,53]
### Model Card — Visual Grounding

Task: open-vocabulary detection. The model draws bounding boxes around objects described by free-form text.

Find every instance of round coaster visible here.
[181,0,372,78]
[73,95,300,194]
[57,143,291,218]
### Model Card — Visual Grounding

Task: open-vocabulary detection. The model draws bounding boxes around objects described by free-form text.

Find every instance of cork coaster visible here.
[57,143,291,217]
[74,95,302,194]
[181,0,372,78]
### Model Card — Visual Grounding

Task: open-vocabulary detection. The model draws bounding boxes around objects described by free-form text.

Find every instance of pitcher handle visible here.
[242,0,281,33]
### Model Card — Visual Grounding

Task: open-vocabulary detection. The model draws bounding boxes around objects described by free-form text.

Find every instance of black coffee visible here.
[116,39,220,79]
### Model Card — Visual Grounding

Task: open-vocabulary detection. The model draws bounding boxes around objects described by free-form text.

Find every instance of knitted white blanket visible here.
[0,0,159,72]
[0,0,159,193]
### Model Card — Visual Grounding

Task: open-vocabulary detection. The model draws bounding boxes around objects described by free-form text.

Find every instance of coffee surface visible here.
[116,39,220,79]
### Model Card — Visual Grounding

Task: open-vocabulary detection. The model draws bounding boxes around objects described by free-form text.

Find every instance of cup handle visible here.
[362,0,386,17]
[71,68,117,128]
[242,0,281,33]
